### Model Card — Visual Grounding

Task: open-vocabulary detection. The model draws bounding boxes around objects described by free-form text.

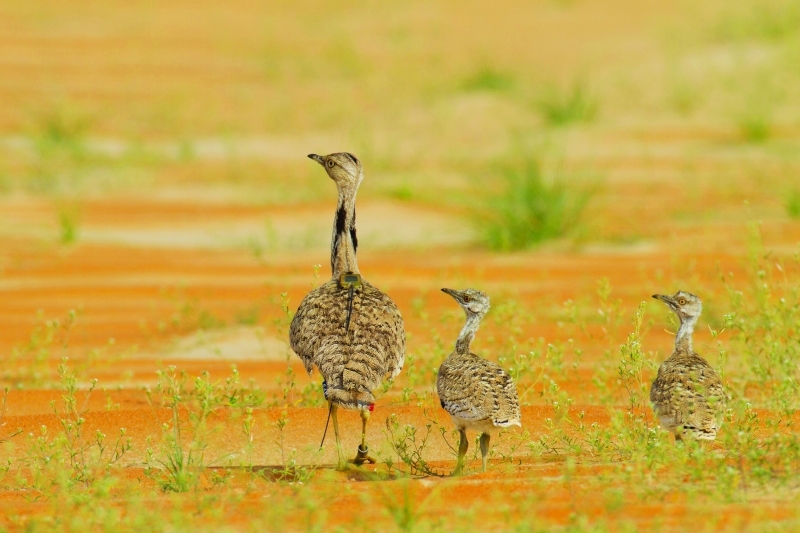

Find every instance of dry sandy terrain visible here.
[1,0,799,531]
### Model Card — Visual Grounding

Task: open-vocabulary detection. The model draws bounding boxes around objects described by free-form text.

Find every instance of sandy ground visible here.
[0,195,798,530]
[1,0,800,529]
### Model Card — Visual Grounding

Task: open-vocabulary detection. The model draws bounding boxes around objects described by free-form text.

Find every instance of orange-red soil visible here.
[1,196,798,531]
[2,0,800,528]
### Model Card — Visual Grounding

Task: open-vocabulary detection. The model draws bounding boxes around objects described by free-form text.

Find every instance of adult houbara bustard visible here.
[289,152,405,468]
[437,288,521,475]
[650,291,726,442]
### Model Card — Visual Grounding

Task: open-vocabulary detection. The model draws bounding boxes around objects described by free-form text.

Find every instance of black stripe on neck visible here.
[335,204,347,236]
[335,203,357,252]
[350,210,357,252]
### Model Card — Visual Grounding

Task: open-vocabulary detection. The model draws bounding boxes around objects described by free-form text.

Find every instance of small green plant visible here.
[669,76,702,115]
[144,365,264,492]
[738,111,771,143]
[385,410,448,478]
[58,207,80,244]
[240,406,256,471]
[617,302,650,415]
[5,309,79,386]
[384,404,456,477]
[34,106,91,157]
[24,105,93,194]
[530,297,661,464]
[462,66,515,92]
[268,408,318,483]
[372,478,439,533]
[9,359,132,493]
[478,158,594,251]
[156,289,226,335]
[535,79,598,126]
[389,183,414,201]
[785,190,800,219]
[51,359,132,486]
[0,387,21,449]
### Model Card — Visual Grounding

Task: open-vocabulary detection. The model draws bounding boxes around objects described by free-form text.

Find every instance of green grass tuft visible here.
[738,112,772,143]
[389,183,414,201]
[478,158,594,251]
[535,79,598,126]
[34,106,91,155]
[58,207,80,244]
[716,0,800,42]
[462,66,515,92]
[786,190,800,219]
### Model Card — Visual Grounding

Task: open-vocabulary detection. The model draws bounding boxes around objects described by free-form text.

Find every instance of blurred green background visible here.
[0,0,798,251]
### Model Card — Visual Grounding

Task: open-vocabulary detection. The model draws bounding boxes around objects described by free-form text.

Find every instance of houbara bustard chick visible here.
[650,291,726,442]
[437,288,521,475]
[289,152,405,468]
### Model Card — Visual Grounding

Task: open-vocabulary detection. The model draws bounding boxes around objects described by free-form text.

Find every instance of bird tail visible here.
[325,387,375,410]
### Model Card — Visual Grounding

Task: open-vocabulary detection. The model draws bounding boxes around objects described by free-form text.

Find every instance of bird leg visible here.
[452,428,469,476]
[479,433,491,473]
[331,403,346,469]
[351,408,376,466]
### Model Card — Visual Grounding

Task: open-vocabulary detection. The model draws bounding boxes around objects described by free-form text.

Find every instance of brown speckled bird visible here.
[650,291,725,442]
[437,288,521,475]
[289,152,405,468]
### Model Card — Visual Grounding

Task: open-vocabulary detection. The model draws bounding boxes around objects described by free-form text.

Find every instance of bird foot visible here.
[350,445,376,466]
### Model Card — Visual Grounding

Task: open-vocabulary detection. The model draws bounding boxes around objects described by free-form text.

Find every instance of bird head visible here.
[308,152,363,191]
[652,290,702,321]
[441,288,490,319]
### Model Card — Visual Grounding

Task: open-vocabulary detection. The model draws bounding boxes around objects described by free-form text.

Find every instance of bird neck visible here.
[330,186,359,278]
[455,313,482,355]
[674,315,696,354]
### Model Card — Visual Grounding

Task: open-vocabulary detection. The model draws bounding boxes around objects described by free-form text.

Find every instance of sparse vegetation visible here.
[787,190,800,219]
[0,244,799,530]
[715,0,800,42]
[143,365,265,493]
[478,158,594,251]
[535,79,598,126]
[33,106,92,158]
[3,310,79,386]
[0,388,21,448]
[58,206,80,244]
[385,410,448,478]
[3,358,132,495]
[2,0,800,531]
[737,109,772,143]
[462,66,516,92]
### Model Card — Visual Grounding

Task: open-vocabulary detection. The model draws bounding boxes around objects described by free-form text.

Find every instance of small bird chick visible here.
[437,288,521,475]
[650,290,726,442]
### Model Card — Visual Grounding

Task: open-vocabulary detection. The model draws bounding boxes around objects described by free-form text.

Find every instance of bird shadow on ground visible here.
[207,465,405,483]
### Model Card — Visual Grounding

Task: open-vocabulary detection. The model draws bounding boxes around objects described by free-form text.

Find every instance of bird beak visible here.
[308,154,324,166]
[441,288,458,299]
[652,294,675,306]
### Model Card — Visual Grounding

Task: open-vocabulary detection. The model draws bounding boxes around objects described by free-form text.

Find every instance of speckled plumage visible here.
[650,291,725,442]
[290,277,405,410]
[437,351,521,431]
[437,288,520,474]
[289,152,405,466]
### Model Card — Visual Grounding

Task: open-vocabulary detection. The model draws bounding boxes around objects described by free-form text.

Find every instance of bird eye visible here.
[678,298,686,305]
[463,295,471,303]
[326,160,335,168]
